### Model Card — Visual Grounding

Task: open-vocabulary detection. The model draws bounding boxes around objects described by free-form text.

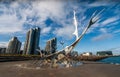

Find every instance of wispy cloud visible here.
[53,25,74,39]
[99,28,107,33]
[113,29,120,34]
[101,16,119,26]
[0,42,8,48]
[89,1,112,7]
[91,27,117,41]
[0,0,119,41]
[0,14,24,34]
[21,42,25,50]
[110,47,120,55]
[41,27,52,34]
[0,0,66,35]
[92,33,113,41]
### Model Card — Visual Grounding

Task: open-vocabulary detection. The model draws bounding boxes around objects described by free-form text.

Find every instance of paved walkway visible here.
[0,61,120,77]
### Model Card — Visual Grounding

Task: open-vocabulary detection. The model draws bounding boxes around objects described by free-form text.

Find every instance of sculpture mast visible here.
[73,10,79,40]
[62,10,100,55]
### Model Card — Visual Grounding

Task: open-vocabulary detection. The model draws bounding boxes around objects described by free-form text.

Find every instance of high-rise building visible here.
[0,48,6,54]
[45,37,57,55]
[23,27,40,55]
[6,37,21,54]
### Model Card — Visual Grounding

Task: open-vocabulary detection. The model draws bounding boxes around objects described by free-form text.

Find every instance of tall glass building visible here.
[45,37,57,55]
[23,27,40,55]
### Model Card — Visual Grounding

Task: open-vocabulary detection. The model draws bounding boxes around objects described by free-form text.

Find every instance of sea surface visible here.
[98,56,120,64]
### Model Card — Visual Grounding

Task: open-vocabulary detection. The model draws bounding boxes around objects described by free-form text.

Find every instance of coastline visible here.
[0,61,120,77]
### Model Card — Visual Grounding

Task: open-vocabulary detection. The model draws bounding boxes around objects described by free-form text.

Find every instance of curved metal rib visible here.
[59,11,100,56]
[42,10,101,60]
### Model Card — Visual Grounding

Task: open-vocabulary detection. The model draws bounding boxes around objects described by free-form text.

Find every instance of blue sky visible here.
[0,0,120,55]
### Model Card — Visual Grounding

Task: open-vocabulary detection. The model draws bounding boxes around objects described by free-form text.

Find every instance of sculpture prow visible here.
[40,10,101,60]
[55,11,100,60]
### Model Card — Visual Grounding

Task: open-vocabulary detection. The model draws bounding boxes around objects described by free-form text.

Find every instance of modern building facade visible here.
[96,51,113,56]
[68,51,78,57]
[0,48,6,54]
[81,52,93,56]
[6,37,21,54]
[23,27,40,55]
[45,37,57,55]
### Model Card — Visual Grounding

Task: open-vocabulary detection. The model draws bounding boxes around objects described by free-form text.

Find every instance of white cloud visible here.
[101,17,119,26]
[21,42,25,50]
[53,25,74,39]
[99,28,107,33]
[0,14,24,34]
[89,1,113,7]
[92,33,113,41]
[113,29,120,34]
[0,42,8,48]
[41,27,52,34]
[0,0,67,34]
[31,1,65,25]
[111,47,120,55]
[0,0,119,40]
[112,47,120,52]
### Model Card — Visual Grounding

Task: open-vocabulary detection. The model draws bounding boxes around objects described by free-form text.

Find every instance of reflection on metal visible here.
[73,10,79,40]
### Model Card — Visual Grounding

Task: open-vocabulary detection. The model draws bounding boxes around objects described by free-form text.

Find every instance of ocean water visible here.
[98,56,120,64]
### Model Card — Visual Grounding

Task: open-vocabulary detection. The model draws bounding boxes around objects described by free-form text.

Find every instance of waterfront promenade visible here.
[0,61,120,77]
[0,55,113,62]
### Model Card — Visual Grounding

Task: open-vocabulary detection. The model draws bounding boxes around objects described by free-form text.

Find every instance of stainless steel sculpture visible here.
[39,10,102,61]
[55,11,99,60]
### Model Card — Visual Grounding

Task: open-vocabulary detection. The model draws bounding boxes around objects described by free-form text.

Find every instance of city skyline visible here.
[0,0,120,55]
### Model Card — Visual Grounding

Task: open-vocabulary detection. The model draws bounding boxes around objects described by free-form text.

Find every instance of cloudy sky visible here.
[0,0,120,55]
